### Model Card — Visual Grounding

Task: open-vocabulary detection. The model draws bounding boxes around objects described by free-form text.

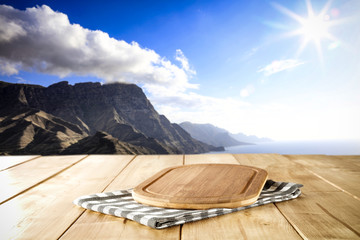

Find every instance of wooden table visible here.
[0,154,359,239]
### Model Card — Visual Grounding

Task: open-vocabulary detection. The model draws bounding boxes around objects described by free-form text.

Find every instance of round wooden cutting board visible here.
[132,164,268,209]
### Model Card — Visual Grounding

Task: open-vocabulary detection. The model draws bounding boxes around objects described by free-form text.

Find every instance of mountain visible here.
[179,122,250,147]
[230,132,272,143]
[0,81,223,155]
[0,108,86,155]
[61,131,157,155]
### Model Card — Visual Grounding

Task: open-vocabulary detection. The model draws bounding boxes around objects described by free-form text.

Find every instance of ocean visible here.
[213,140,360,155]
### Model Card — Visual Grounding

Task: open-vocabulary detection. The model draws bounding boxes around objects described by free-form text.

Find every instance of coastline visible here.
[211,140,360,155]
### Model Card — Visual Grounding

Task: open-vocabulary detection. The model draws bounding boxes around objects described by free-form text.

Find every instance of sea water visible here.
[213,140,360,155]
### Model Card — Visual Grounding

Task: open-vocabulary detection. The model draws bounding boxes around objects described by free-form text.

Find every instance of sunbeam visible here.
[273,0,342,62]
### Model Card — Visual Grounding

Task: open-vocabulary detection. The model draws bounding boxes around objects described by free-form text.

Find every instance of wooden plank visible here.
[285,154,360,199]
[181,154,301,240]
[234,153,360,239]
[60,155,183,240]
[235,154,336,192]
[0,155,40,171]
[0,155,134,240]
[277,191,360,239]
[0,155,87,204]
[334,155,360,167]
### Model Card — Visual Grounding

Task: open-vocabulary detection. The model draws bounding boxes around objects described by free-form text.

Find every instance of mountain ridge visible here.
[0,108,86,154]
[0,81,223,155]
[179,121,251,147]
[179,121,272,147]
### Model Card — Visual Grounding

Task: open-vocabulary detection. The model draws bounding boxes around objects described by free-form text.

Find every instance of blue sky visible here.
[0,0,359,140]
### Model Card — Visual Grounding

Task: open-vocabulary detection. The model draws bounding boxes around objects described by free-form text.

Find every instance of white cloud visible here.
[0,58,20,75]
[240,84,255,98]
[147,87,254,135]
[0,9,26,42]
[175,49,196,76]
[0,5,196,91]
[258,59,305,76]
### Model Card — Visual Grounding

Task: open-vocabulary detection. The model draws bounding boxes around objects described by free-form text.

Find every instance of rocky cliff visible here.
[61,131,157,155]
[0,81,222,154]
[0,108,86,154]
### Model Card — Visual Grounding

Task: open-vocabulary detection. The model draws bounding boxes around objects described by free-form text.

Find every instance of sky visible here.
[0,0,359,141]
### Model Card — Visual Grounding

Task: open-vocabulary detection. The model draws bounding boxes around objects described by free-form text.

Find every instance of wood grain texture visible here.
[133,164,267,209]
[0,155,86,204]
[0,155,40,171]
[0,155,133,240]
[235,153,335,192]
[60,155,183,240]
[181,154,302,240]
[1,154,358,240]
[234,153,360,239]
[285,154,360,199]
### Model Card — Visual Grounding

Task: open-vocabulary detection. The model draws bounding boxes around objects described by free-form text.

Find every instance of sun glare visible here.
[300,16,330,42]
[273,0,341,63]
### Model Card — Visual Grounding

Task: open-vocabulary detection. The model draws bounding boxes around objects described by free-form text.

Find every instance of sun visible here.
[300,15,330,42]
[273,0,339,62]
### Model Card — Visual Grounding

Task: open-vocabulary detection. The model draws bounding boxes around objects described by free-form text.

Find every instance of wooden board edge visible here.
[132,164,268,210]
